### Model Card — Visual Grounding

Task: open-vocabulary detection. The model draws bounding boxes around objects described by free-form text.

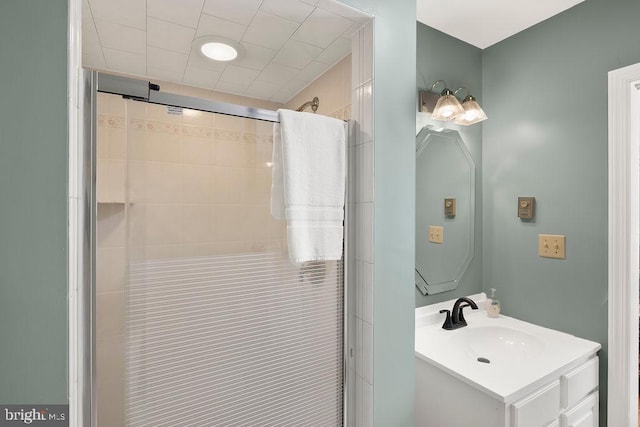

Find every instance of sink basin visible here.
[458,326,545,362]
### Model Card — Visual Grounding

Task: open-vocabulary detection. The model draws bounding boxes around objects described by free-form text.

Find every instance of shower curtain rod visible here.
[96,72,320,123]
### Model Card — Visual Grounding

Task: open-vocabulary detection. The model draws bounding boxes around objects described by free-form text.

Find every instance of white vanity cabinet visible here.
[416,355,599,427]
[415,298,601,427]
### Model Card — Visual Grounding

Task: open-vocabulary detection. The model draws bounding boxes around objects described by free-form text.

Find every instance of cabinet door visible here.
[561,357,598,409]
[561,392,598,427]
[511,380,561,427]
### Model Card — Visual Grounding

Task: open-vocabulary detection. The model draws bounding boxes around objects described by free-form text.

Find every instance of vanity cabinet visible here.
[415,355,599,427]
[415,298,601,427]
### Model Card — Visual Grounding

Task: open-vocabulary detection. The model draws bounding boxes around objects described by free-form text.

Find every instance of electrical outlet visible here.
[429,225,444,244]
[538,234,566,259]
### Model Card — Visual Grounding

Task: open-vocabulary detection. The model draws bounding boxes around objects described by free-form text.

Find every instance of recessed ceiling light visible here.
[201,42,237,61]
[193,36,245,63]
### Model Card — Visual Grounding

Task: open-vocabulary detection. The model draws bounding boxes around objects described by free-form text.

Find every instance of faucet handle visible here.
[439,309,454,330]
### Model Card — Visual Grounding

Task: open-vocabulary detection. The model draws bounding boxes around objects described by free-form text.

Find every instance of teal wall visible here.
[415,23,483,306]
[482,0,640,423]
[0,0,69,404]
[340,1,417,425]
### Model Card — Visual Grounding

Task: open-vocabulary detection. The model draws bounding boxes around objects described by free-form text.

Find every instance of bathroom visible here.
[1,0,640,426]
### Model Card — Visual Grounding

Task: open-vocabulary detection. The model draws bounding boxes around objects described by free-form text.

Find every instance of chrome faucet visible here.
[439,297,479,330]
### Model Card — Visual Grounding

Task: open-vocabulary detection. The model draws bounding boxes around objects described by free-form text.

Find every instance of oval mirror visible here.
[415,127,475,295]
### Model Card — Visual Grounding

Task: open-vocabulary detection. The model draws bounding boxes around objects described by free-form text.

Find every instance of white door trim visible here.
[68,0,85,425]
[607,62,640,427]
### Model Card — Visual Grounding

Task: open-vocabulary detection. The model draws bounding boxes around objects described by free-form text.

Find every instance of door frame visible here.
[608,61,640,426]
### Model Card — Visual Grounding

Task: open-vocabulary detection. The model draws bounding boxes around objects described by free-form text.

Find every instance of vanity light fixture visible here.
[419,81,488,126]
[429,80,465,121]
[453,88,488,126]
[193,36,246,62]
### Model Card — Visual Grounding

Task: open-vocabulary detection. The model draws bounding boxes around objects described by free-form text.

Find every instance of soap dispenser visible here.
[487,288,501,318]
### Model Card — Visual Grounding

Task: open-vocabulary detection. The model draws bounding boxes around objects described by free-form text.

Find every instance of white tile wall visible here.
[348,19,374,427]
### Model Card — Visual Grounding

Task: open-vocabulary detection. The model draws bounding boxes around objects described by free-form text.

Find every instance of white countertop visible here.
[415,295,601,403]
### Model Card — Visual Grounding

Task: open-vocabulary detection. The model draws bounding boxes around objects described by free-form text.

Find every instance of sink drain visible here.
[477,357,490,364]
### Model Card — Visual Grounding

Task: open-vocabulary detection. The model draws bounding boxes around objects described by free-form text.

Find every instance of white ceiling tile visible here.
[95,19,146,55]
[202,0,262,25]
[242,11,299,50]
[259,0,314,24]
[83,20,101,45]
[316,37,350,64]
[147,17,196,54]
[342,22,364,38]
[89,0,146,30]
[292,8,353,48]
[272,39,323,70]
[196,13,247,39]
[255,63,299,85]
[147,0,204,29]
[83,49,107,69]
[246,81,281,100]
[148,66,186,84]
[219,65,260,86]
[102,48,146,76]
[296,60,331,82]
[232,42,277,71]
[300,0,319,5]
[183,66,222,88]
[82,0,97,32]
[187,49,228,72]
[270,79,308,103]
[147,46,189,77]
[315,0,370,24]
[215,80,251,95]
[82,25,106,68]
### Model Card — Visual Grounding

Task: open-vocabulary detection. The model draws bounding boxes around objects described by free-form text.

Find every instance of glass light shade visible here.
[200,42,238,61]
[454,95,488,126]
[431,90,465,121]
[193,36,246,63]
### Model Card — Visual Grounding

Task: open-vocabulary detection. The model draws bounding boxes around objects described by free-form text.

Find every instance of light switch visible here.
[538,234,565,259]
[429,225,444,244]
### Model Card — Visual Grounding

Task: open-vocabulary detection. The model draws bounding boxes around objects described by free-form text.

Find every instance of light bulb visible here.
[200,42,238,61]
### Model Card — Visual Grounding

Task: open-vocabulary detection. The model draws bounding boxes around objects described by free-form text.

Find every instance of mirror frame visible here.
[415,126,475,295]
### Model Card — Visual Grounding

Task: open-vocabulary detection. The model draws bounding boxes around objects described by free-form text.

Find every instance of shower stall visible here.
[91,73,347,426]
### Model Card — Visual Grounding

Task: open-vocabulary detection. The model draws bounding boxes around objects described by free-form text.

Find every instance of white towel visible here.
[271,109,346,264]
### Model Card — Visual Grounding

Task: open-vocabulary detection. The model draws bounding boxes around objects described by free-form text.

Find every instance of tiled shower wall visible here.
[286,54,352,121]
[348,21,374,427]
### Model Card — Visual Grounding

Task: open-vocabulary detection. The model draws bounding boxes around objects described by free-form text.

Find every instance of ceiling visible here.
[82,0,369,103]
[417,0,585,49]
[83,0,586,103]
